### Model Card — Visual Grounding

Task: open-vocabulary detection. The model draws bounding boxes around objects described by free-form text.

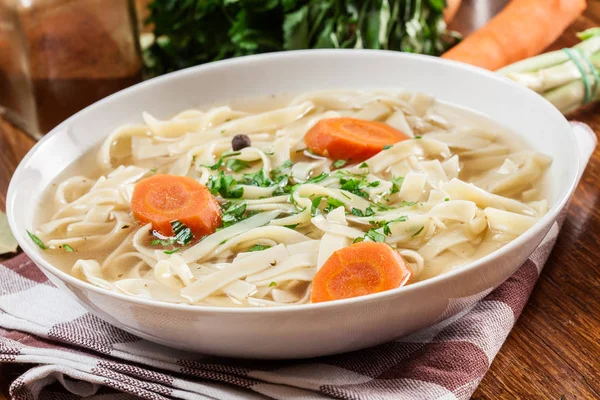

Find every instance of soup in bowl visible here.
[8,51,581,358]
[33,90,552,308]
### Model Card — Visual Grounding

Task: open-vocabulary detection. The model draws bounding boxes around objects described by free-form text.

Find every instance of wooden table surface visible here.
[1,1,599,398]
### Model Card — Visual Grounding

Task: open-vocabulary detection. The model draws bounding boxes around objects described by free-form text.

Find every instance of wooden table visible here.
[1,1,599,398]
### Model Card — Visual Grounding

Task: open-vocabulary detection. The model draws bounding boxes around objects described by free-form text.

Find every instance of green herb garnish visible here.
[341,180,369,198]
[171,220,194,245]
[241,168,273,188]
[359,162,369,169]
[383,145,393,150]
[311,196,323,216]
[208,171,244,198]
[366,229,385,243]
[163,248,181,255]
[248,244,271,252]
[390,176,405,194]
[202,158,224,171]
[27,230,46,250]
[351,208,364,217]
[221,202,248,228]
[222,151,241,158]
[399,200,417,207]
[444,197,450,202]
[269,281,277,287]
[333,160,347,168]
[63,244,74,253]
[284,224,299,229]
[325,197,345,212]
[411,226,425,237]
[151,238,175,246]
[225,158,250,172]
[305,172,328,184]
[414,135,422,139]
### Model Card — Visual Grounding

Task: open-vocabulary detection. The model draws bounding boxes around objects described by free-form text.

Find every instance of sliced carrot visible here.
[131,174,222,238]
[443,0,462,24]
[311,242,412,303]
[304,118,410,162]
[441,0,586,71]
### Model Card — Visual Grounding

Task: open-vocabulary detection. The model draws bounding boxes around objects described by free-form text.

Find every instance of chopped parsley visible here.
[163,248,181,255]
[272,160,293,177]
[208,171,244,198]
[325,197,345,212]
[248,244,271,252]
[63,244,74,253]
[351,208,364,217]
[390,176,405,194]
[359,162,369,169]
[221,202,247,228]
[311,196,323,216]
[389,216,409,223]
[151,238,175,246]
[284,224,299,229]
[27,230,46,250]
[340,177,369,198]
[269,281,277,287]
[221,151,241,158]
[368,181,380,187]
[150,168,157,173]
[225,158,250,172]
[398,200,417,207]
[366,229,385,243]
[241,168,272,187]
[333,159,347,169]
[171,220,194,245]
[383,144,393,150]
[414,135,422,139]
[305,172,328,184]
[353,237,365,243]
[444,197,450,202]
[383,224,392,236]
[350,206,375,218]
[202,158,224,171]
[412,226,425,237]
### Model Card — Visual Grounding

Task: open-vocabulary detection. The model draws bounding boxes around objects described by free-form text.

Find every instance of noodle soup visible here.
[32,90,551,307]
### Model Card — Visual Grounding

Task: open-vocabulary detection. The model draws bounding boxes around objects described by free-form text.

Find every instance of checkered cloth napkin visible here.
[0,123,596,400]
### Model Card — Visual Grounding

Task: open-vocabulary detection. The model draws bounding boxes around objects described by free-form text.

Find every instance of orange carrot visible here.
[131,174,222,238]
[311,242,412,303]
[304,118,410,162]
[443,0,462,24]
[441,0,587,70]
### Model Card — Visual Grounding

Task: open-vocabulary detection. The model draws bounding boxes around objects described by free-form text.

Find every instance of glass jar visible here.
[11,0,143,134]
[0,2,37,135]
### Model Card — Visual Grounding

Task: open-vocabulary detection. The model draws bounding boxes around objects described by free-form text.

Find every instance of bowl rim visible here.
[7,49,580,314]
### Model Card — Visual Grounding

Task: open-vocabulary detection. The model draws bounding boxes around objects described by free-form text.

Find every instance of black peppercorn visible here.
[231,134,251,151]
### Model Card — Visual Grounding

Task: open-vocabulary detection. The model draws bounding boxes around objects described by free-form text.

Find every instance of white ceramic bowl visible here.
[7,50,587,359]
